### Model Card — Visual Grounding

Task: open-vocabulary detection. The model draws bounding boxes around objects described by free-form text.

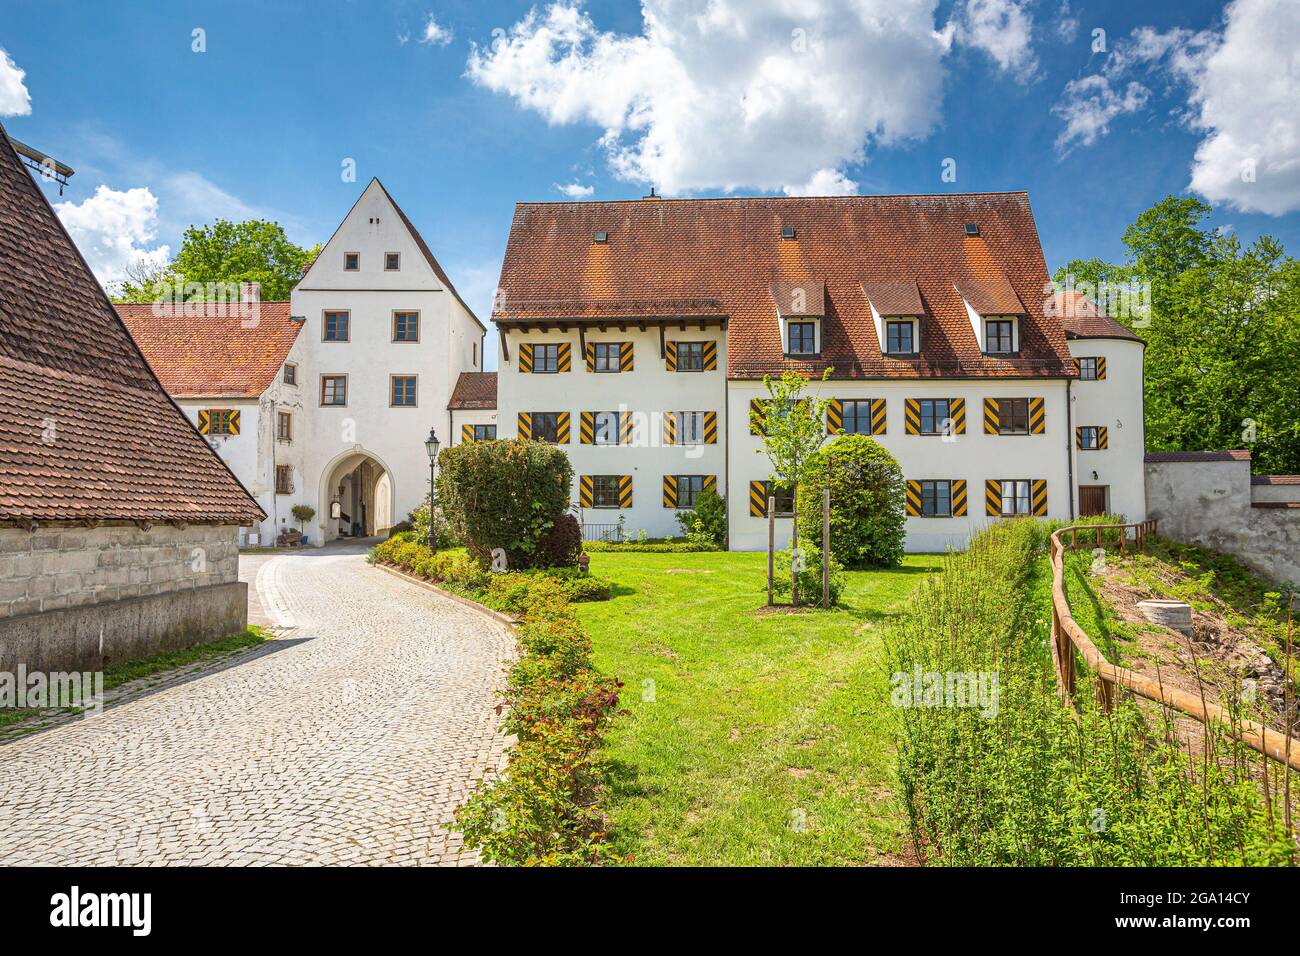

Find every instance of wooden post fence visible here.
[821,487,831,609]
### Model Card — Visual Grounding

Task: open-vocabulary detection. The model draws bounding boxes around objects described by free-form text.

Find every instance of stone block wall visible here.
[0,523,238,620]
[0,523,246,672]
[1145,459,1300,589]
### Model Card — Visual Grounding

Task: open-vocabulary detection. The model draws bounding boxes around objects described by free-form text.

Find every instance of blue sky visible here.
[2,0,1296,369]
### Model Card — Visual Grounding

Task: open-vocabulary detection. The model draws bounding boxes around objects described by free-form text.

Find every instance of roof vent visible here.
[780,226,797,240]
[643,187,660,200]
[964,223,980,236]
[290,315,307,323]
[593,231,608,244]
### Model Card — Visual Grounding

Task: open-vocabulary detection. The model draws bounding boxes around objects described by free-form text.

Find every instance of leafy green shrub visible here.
[771,542,845,606]
[454,565,622,865]
[676,486,727,548]
[885,518,1296,866]
[796,434,905,568]
[436,439,573,569]
[372,537,623,864]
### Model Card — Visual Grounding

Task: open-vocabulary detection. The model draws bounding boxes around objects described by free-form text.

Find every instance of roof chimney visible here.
[643,186,660,200]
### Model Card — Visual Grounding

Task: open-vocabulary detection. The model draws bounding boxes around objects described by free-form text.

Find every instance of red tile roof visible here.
[1145,450,1252,463]
[1051,290,1144,342]
[0,124,263,525]
[493,193,1076,379]
[448,372,497,410]
[1252,475,1300,485]
[115,301,300,398]
[861,280,924,316]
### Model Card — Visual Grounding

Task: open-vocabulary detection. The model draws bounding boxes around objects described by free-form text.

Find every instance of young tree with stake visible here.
[754,369,833,606]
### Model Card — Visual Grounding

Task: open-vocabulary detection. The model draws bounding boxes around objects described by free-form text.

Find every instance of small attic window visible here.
[780,227,797,240]
[593,231,608,244]
[964,223,980,236]
[344,251,360,270]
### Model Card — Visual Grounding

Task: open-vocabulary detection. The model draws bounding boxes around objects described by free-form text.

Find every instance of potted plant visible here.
[291,504,315,545]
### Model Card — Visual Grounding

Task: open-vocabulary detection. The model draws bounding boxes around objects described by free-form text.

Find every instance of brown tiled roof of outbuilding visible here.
[448,372,497,409]
[493,193,1076,379]
[116,301,300,398]
[1051,290,1144,342]
[0,123,263,525]
[1144,450,1252,463]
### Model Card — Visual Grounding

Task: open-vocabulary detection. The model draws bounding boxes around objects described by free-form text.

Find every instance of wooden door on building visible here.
[1079,485,1107,517]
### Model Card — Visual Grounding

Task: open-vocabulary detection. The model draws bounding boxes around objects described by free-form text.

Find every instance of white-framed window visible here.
[283,362,297,386]
[593,411,621,445]
[984,318,1015,354]
[1000,479,1032,516]
[885,320,915,354]
[678,411,704,445]
[787,321,817,355]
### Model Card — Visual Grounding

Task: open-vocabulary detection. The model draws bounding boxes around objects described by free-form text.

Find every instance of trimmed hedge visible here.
[369,534,610,607]
[583,538,719,553]
[796,434,905,568]
[436,439,574,569]
[369,536,622,865]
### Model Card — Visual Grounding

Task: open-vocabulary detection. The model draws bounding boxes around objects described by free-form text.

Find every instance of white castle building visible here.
[480,192,1146,552]
[119,179,485,546]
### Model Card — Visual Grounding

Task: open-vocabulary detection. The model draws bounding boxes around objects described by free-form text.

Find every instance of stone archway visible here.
[317,447,397,544]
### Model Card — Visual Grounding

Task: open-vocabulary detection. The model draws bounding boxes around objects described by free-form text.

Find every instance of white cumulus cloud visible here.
[54,185,170,289]
[0,48,32,116]
[947,0,1039,81]
[555,181,595,198]
[1184,0,1300,215]
[421,15,453,46]
[783,168,858,196]
[1052,0,1300,213]
[467,0,1029,196]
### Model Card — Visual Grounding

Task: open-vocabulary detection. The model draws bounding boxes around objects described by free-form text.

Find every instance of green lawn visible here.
[577,550,942,866]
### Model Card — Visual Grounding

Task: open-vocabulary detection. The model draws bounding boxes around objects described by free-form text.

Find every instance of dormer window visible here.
[771,280,824,357]
[885,320,916,354]
[863,281,924,357]
[984,318,1016,354]
[344,252,359,271]
[787,321,816,355]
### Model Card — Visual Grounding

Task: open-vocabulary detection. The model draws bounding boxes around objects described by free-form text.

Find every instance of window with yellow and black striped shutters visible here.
[664,340,677,371]
[1076,356,1106,380]
[461,423,475,443]
[583,475,632,508]
[581,411,624,445]
[586,342,631,373]
[583,475,634,508]
[905,480,965,517]
[987,479,1048,516]
[518,342,534,373]
[749,398,768,435]
[460,423,496,443]
[521,412,569,443]
[702,340,717,370]
[703,411,718,443]
[663,475,716,509]
[671,341,706,371]
[199,408,239,435]
[836,399,885,435]
[748,480,769,517]
[906,398,964,435]
[1076,426,1108,450]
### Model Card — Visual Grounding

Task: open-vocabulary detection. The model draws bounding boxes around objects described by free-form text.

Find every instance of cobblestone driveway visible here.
[0,541,513,866]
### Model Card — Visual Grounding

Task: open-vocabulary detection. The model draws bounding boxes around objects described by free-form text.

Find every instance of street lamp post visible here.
[424,427,441,552]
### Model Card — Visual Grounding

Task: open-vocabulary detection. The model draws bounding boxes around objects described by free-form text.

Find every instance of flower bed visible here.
[368,534,622,864]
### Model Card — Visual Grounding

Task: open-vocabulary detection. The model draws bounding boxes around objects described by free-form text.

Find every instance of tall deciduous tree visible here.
[1056,197,1300,474]
[113,219,320,302]
[755,369,832,606]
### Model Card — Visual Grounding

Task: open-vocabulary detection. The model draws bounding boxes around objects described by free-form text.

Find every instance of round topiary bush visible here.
[436,439,574,570]
[796,434,905,568]
[534,513,582,568]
